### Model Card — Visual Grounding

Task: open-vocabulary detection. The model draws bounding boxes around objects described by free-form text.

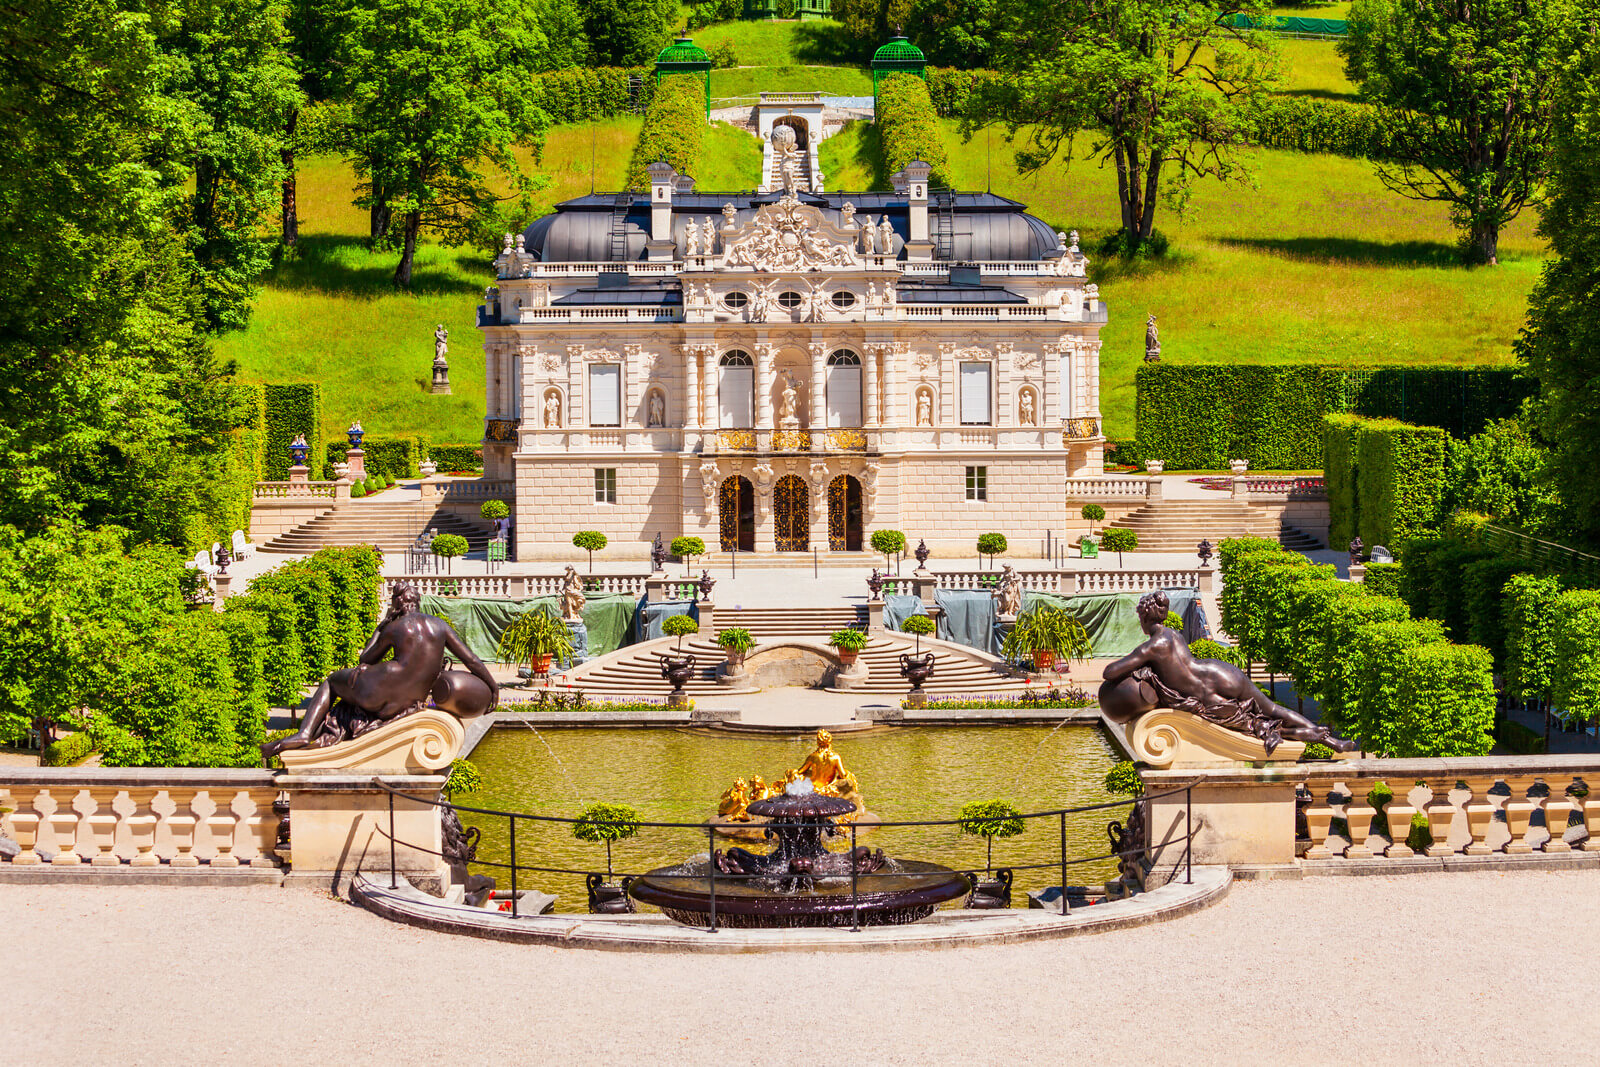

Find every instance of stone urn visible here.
[659,652,696,700]
[420,458,438,477]
[333,462,350,481]
[719,649,748,685]
[1229,459,1249,474]
[1144,459,1165,475]
[899,650,936,694]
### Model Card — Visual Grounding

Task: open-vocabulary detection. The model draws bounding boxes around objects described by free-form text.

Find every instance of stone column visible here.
[864,344,881,427]
[808,342,826,429]
[683,346,700,430]
[882,344,899,428]
[700,346,717,431]
[1041,342,1057,425]
[755,343,774,428]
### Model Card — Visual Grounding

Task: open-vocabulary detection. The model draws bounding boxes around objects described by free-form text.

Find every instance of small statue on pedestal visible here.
[431,324,451,394]
[651,533,668,574]
[1349,536,1365,567]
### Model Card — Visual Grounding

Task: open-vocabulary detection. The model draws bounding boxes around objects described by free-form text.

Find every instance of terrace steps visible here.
[259,501,497,555]
[1104,500,1321,551]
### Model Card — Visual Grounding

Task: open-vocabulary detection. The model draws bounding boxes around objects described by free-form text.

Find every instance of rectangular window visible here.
[960,361,991,425]
[1059,348,1072,419]
[588,363,621,426]
[718,365,753,428]
[966,466,987,502]
[594,468,616,504]
[825,364,862,427]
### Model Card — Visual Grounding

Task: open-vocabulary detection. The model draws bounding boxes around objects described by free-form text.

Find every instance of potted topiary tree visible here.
[977,532,1007,571]
[1099,528,1137,567]
[670,535,705,577]
[828,627,869,667]
[1081,504,1105,534]
[1001,604,1092,675]
[715,626,754,679]
[574,801,640,913]
[572,530,607,572]
[431,533,469,573]
[663,612,698,650]
[497,605,575,677]
[958,799,1025,907]
[659,614,699,703]
[870,529,907,573]
[480,499,509,523]
[899,614,937,699]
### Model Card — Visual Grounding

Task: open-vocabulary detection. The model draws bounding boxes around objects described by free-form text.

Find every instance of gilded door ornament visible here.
[773,475,809,552]
[1063,417,1101,441]
[718,476,742,551]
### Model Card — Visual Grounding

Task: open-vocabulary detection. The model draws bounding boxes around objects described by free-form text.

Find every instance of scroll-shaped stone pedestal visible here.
[277,711,465,890]
[1130,709,1305,769]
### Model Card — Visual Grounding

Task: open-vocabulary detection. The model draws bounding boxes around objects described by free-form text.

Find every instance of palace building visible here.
[478,134,1107,559]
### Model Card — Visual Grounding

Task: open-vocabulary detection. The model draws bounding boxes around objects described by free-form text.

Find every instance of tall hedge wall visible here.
[186,381,267,549]
[626,74,705,190]
[262,382,324,480]
[1354,418,1452,547]
[326,435,422,480]
[1136,364,1532,470]
[532,67,652,124]
[876,72,951,187]
[1324,413,1362,547]
[428,444,483,472]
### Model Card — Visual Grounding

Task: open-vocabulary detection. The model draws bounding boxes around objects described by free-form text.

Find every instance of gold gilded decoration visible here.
[717,430,756,451]
[1063,417,1101,442]
[716,730,866,823]
[485,418,519,442]
[774,474,809,551]
[718,476,741,551]
[828,474,847,550]
[772,430,812,452]
[825,429,867,452]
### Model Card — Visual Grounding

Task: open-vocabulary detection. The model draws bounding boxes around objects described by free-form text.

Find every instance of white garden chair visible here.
[231,529,251,559]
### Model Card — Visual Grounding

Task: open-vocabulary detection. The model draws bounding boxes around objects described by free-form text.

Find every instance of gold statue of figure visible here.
[714,730,867,826]
[718,778,754,820]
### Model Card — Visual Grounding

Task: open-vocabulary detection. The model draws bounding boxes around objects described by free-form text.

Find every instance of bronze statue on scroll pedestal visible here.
[1099,590,1354,755]
[261,583,498,761]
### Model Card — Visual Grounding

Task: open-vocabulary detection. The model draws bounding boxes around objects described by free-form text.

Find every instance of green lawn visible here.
[701,122,764,189]
[1276,37,1356,100]
[821,118,1540,440]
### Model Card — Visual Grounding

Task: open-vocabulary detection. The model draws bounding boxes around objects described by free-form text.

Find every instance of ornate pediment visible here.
[721,191,858,273]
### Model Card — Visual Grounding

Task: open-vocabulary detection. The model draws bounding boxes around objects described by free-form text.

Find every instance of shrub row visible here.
[42,731,96,767]
[325,434,423,481]
[429,444,484,472]
[240,546,384,701]
[532,67,653,125]
[1351,417,1453,548]
[1134,364,1531,470]
[626,74,705,191]
[875,72,951,187]
[262,382,325,481]
[1220,538,1494,755]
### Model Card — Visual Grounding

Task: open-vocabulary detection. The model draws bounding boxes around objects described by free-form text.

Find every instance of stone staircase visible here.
[259,501,497,555]
[1104,500,1321,552]
[713,606,865,639]
[559,630,1031,699]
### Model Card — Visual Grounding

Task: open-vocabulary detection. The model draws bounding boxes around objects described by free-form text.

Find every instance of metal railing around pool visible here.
[372,781,1196,933]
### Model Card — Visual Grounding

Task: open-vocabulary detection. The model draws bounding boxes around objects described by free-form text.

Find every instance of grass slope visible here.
[820,118,1539,440]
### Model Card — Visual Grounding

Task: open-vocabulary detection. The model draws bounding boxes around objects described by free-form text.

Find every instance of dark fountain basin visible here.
[628,783,971,928]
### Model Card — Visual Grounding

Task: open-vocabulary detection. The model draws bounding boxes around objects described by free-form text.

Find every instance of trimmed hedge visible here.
[876,73,951,187]
[1354,418,1452,546]
[1136,365,1533,470]
[215,609,270,722]
[1504,572,1562,700]
[1324,413,1362,549]
[262,383,324,481]
[1317,592,1411,732]
[190,381,268,550]
[626,74,704,191]
[1362,562,1402,598]
[1388,642,1496,757]
[1248,97,1396,159]
[429,444,483,472]
[326,434,422,480]
[42,731,96,767]
[1462,556,1529,665]
[227,591,306,708]
[532,67,653,124]
[1552,590,1600,723]
[1348,617,1450,755]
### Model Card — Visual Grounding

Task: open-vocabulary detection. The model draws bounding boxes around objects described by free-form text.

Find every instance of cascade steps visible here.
[259,501,497,555]
[1104,500,1322,551]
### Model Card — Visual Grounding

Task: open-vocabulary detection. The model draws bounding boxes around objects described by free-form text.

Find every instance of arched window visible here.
[825,350,862,427]
[718,350,754,427]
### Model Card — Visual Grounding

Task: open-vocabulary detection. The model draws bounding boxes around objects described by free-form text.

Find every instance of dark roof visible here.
[521,190,1058,264]
[894,284,1028,304]
[552,287,682,306]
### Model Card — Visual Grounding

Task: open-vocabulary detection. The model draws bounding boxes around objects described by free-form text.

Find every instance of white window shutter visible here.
[588,364,620,426]
[826,365,862,427]
[960,362,991,425]
[719,366,753,428]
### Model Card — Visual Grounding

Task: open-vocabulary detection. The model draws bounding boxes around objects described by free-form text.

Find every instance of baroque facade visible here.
[479,157,1107,558]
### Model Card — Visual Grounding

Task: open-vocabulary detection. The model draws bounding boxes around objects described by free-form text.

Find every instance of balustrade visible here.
[1063,477,1143,499]
[932,568,1202,595]
[0,775,284,868]
[383,573,648,600]
[436,479,514,503]
[253,481,337,500]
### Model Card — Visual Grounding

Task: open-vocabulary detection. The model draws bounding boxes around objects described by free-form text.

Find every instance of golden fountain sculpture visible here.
[718,729,865,824]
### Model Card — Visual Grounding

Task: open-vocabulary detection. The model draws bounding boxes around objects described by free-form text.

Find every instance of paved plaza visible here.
[5,870,1593,1064]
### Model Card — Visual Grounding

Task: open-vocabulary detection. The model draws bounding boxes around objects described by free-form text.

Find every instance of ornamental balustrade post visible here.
[86,786,122,866]
[127,790,160,867]
[1543,787,1574,852]
[166,788,201,867]
[1463,779,1497,855]
[208,790,242,867]
[49,789,82,865]
[1383,791,1416,858]
[1424,780,1459,857]
[1503,778,1537,854]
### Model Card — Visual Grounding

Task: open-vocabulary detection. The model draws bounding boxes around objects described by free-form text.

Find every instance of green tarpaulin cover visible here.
[1022,589,1209,658]
[420,593,639,663]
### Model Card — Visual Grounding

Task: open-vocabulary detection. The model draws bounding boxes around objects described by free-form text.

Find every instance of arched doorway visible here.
[774,475,809,552]
[719,476,755,552]
[774,116,809,149]
[827,474,863,551]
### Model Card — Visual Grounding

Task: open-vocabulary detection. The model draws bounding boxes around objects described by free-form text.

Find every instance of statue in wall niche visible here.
[777,371,800,426]
[915,388,933,426]
[561,566,586,622]
[261,583,498,761]
[994,565,1022,618]
[1099,591,1356,755]
[544,391,561,427]
[1019,390,1037,426]
[646,390,665,428]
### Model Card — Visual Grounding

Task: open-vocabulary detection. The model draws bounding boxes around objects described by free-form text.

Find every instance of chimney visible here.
[647,161,677,261]
[902,160,933,262]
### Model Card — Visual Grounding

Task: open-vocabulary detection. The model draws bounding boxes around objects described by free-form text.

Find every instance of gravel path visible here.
[3,870,1595,1064]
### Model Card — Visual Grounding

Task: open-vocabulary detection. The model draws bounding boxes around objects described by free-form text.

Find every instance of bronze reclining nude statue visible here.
[261,582,498,761]
[1099,590,1355,755]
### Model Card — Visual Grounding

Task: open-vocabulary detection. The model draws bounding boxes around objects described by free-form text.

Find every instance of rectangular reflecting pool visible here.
[460,724,1124,913]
